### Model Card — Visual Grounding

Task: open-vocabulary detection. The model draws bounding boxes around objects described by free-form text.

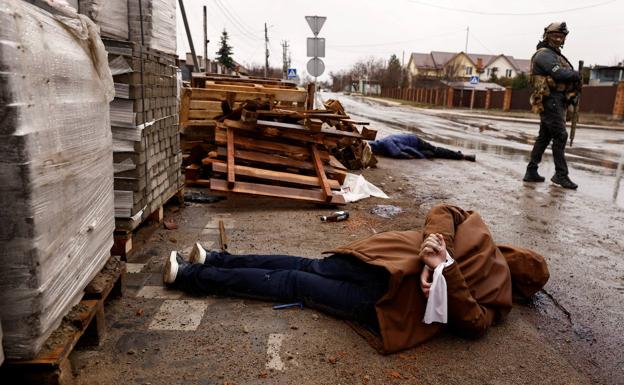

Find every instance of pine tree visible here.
[216,29,235,70]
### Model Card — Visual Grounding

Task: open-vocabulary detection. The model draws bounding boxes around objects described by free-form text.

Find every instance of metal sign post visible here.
[305,16,327,107]
[469,75,479,110]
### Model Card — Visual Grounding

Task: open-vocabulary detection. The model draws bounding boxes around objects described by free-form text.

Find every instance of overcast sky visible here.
[176,0,624,80]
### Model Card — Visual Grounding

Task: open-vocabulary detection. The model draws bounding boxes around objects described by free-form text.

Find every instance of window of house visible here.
[486,68,491,76]
[466,66,473,75]
[505,69,513,77]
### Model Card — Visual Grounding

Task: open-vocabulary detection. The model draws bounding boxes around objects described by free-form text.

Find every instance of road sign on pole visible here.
[470,75,479,85]
[307,58,325,77]
[305,16,326,36]
[287,68,297,79]
[306,37,325,58]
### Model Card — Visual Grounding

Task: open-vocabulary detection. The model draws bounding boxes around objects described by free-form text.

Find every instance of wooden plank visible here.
[189,109,221,119]
[216,147,339,175]
[226,127,235,189]
[192,87,307,103]
[192,88,272,102]
[179,87,192,126]
[222,120,337,146]
[184,120,217,127]
[310,144,333,202]
[210,178,346,205]
[214,129,330,161]
[254,120,365,139]
[189,100,224,110]
[329,155,348,171]
[212,162,341,189]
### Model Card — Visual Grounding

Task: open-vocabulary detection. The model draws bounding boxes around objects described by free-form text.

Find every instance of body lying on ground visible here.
[163,204,548,354]
[368,134,476,161]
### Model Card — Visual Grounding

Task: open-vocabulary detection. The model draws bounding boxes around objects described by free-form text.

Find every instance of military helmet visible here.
[543,22,569,37]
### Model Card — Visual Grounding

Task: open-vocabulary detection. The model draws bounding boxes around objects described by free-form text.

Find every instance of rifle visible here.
[569,60,584,147]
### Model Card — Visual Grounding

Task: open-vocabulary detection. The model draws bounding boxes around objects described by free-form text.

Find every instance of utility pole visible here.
[264,22,269,78]
[203,5,208,72]
[465,26,469,53]
[400,50,405,88]
[281,40,290,79]
[178,0,199,72]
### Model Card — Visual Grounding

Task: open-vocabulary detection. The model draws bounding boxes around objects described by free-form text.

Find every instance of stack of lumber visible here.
[104,38,183,230]
[323,99,378,169]
[184,99,378,204]
[128,0,177,55]
[0,0,114,359]
[180,74,307,162]
[78,0,129,40]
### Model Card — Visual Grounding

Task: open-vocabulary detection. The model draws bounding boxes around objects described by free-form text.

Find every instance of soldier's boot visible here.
[523,167,545,182]
[551,174,578,189]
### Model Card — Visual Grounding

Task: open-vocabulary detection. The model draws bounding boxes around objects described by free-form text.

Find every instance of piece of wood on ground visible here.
[210,179,346,205]
[310,144,333,202]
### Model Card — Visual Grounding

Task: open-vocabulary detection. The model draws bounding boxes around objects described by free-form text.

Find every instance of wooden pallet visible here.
[0,257,125,385]
[184,115,355,204]
[112,186,185,259]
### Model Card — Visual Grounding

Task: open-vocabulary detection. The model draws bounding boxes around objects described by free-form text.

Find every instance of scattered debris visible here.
[183,191,226,204]
[320,211,349,222]
[371,205,404,218]
[163,218,178,230]
[272,302,303,310]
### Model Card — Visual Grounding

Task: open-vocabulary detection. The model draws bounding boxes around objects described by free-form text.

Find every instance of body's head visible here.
[543,22,569,49]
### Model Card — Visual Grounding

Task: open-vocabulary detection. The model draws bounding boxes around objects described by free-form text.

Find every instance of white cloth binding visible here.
[423,251,455,324]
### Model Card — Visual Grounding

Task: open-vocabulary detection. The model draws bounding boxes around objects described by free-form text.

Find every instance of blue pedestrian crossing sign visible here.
[287,68,297,79]
[469,75,479,85]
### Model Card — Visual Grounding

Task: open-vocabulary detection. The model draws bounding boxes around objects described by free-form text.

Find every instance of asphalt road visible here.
[69,93,623,385]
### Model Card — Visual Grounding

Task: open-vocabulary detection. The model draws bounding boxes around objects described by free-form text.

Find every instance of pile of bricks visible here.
[104,38,182,231]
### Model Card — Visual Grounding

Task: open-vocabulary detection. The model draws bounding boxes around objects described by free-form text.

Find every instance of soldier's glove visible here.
[568,95,579,107]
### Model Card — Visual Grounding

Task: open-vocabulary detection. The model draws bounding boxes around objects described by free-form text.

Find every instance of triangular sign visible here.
[305,16,326,36]
[287,68,297,77]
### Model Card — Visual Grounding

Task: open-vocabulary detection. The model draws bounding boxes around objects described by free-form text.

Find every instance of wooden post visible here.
[446,87,454,107]
[613,81,624,120]
[503,87,512,112]
[485,89,492,109]
[306,82,315,110]
[435,89,440,105]
[226,127,235,189]
[470,88,476,109]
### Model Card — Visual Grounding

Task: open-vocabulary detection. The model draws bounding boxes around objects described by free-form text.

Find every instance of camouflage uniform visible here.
[526,44,580,179]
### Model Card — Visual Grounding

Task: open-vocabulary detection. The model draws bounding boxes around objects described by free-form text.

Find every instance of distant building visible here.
[406,51,530,86]
[589,64,624,86]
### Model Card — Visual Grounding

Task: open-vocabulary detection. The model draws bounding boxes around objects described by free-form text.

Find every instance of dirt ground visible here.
[67,94,624,385]
[68,159,621,385]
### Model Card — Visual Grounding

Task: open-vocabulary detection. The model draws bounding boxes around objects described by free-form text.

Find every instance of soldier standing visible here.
[524,22,580,189]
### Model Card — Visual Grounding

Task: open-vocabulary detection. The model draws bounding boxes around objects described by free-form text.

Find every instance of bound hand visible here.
[419,233,447,269]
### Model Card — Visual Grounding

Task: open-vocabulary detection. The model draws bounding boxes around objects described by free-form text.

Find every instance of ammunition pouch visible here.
[529,75,552,113]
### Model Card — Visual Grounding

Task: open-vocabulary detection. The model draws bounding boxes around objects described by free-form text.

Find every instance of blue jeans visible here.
[176,252,389,329]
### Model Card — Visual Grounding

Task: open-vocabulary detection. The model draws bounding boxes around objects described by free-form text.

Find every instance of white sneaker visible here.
[163,251,180,285]
[189,242,207,264]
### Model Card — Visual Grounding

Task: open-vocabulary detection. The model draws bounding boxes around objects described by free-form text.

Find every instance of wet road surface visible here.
[69,93,623,385]
[331,93,624,208]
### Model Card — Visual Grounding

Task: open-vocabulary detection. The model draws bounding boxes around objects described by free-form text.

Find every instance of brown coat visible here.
[325,204,549,354]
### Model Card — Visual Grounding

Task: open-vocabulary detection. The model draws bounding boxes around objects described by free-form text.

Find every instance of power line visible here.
[212,0,262,42]
[329,29,465,48]
[405,0,617,16]
[214,0,261,39]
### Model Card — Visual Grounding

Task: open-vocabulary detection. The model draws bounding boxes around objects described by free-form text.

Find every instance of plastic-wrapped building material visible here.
[0,0,115,360]
[79,0,129,40]
[128,0,177,55]
[1,321,4,365]
[103,38,182,228]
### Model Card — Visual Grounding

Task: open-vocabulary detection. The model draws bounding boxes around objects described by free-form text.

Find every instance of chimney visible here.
[476,58,484,73]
